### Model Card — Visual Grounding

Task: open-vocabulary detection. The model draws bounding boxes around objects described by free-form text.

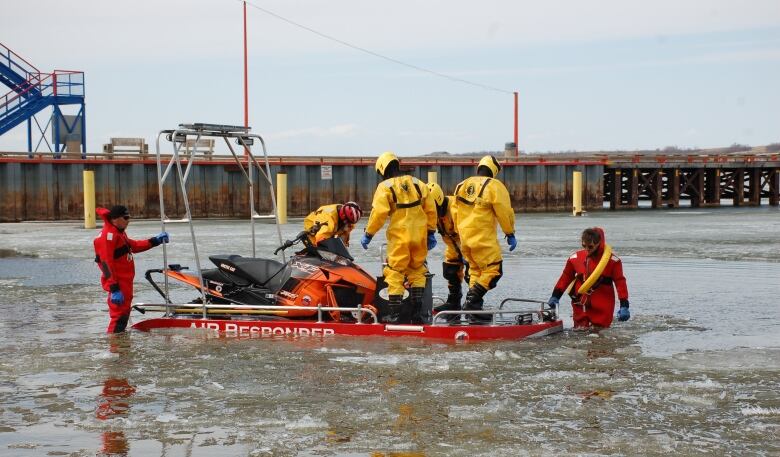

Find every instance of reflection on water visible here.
[0,208,778,455]
[96,338,135,457]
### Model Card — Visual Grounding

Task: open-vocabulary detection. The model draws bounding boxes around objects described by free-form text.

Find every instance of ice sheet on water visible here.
[523,370,610,381]
[0,278,23,286]
[670,348,780,371]
[15,371,82,388]
[655,378,723,390]
[331,355,401,366]
[315,347,366,354]
[448,399,514,421]
[155,413,181,423]
[284,414,328,430]
[740,406,780,416]
[666,393,717,407]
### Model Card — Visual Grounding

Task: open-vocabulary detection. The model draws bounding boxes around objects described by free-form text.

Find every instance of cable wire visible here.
[240,0,513,95]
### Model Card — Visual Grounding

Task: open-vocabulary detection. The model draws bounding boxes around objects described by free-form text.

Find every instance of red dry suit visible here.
[551,228,629,328]
[94,207,155,333]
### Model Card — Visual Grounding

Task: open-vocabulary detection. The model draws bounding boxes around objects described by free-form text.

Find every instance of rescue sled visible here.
[132,315,562,342]
[130,123,563,342]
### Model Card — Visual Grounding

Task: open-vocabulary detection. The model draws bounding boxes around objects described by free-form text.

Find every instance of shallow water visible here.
[0,207,779,456]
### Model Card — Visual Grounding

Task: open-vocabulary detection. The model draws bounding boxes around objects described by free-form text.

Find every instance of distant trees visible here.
[766,143,780,152]
[437,142,778,157]
[722,143,752,153]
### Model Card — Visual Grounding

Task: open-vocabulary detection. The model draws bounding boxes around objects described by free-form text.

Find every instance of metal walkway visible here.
[0,42,85,155]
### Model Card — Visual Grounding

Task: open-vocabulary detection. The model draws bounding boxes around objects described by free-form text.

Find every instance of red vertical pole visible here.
[513,91,518,157]
[243,0,249,156]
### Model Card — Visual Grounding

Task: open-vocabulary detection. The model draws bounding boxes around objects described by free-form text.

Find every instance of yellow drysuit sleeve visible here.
[365,180,393,236]
[420,179,437,233]
[313,211,339,243]
[304,204,340,243]
[487,180,515,235]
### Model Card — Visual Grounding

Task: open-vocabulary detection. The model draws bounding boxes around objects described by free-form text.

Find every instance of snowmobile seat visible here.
[262,266,292,294]
[209,255,286,286]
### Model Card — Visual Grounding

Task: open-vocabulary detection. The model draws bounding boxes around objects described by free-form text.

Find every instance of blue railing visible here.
[0,71,84,120]
[0,43,41,84]
[0,71,85,139]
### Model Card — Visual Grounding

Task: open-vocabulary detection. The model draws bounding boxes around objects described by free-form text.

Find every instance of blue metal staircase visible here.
[0,44,37,90]
[0,42,86,154]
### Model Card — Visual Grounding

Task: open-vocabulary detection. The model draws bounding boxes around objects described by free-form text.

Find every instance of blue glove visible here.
[427,232,437,250]
[152,232,170,246]
[617,306,630,322]
[360,233,372,250]
[547,296,559,309]
[110,290,124,305]
[506,234,517,252]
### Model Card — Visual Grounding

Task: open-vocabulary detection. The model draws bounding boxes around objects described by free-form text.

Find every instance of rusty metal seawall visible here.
[0,154,603,222]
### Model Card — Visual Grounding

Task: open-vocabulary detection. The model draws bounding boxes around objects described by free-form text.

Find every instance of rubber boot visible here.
[381,295,404,324]
[434,287,462,324]
[409,287,427,324]
[397,290,416,324]
[464,284,491,324]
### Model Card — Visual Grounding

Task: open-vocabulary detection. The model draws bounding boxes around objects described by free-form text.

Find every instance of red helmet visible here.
[338,202,362,224]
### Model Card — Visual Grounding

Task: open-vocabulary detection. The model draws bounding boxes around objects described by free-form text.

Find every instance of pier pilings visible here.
[603,155,780,209]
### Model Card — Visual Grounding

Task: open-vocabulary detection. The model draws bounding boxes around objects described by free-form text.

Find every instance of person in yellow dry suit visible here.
[303,202,362,247]
[426,182,468,324]
[361,151,437,324]
[453,155,517,324]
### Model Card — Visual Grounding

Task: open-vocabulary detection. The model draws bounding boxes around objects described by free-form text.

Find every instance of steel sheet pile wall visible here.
[0,159,603,222]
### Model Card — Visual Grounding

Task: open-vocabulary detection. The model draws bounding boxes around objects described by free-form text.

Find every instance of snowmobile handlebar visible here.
[273,239,296,255]
[274,222,323,255]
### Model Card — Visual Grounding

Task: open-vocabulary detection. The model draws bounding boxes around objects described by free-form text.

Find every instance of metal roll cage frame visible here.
[154,123,284,318]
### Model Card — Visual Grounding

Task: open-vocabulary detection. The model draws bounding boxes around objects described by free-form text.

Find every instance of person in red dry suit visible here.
[547,227,630,329]
[93,205,169,333]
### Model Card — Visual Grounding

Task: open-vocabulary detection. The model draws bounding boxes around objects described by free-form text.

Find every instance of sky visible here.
[1,0,779,156]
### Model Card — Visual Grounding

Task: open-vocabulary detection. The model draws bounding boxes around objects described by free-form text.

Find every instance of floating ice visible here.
[155,413,179,423]
[741,406,780,416]
[285,414,327,430]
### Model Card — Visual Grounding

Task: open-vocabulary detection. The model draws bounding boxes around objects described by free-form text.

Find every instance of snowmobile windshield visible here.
[316,238,354,262]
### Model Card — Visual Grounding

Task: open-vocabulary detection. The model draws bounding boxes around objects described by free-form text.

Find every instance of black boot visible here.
[438,262,464,323]
[433,293,460,313]
[434,287,462,324]
[464,284,491,324]
[398,289,417,324]
[409,287,427,324]
[381,295,403,324]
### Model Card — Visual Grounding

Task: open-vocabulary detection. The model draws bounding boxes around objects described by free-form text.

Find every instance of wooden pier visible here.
[604,154,780,209]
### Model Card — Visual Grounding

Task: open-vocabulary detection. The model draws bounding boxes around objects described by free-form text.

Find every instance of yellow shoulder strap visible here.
[577,244,612,294]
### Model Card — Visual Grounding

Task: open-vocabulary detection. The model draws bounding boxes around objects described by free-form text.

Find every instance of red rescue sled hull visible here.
[132,317,563,342]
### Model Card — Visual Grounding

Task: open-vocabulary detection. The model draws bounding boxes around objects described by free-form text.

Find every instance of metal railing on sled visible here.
[134,303,380,324]
[431,298,557,326]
